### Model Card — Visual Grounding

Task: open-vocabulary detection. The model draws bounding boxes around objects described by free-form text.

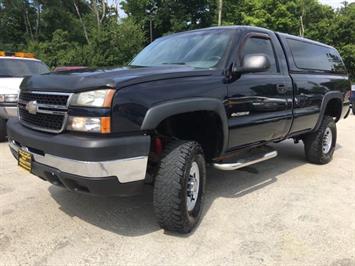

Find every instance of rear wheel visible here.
[303,115,336,164]
[153,140,206,234]
[0,119,6,142]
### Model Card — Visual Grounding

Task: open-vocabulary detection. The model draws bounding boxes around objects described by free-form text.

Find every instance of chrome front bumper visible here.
[9,140,148,183]
[0,106,17,119]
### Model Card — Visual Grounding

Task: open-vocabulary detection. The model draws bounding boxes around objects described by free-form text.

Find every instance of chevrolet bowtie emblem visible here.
[26,100,38,115]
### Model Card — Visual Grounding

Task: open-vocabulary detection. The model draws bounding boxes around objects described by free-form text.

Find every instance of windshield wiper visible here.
[129,64,146,68]
[161,62,187,65]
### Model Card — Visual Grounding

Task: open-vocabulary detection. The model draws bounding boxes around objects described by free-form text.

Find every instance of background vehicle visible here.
[0,52,49,141]
[7,26,351,234]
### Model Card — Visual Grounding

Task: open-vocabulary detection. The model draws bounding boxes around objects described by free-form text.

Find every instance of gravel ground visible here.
[0,116,355,266]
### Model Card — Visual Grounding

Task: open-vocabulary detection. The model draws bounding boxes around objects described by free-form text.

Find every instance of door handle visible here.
[276,84,287,94]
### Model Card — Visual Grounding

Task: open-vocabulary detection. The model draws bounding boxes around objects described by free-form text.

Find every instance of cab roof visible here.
[168,25,334,49]
[276,32,334,49]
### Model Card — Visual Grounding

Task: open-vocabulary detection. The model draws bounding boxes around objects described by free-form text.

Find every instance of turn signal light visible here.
[100,117,111,134]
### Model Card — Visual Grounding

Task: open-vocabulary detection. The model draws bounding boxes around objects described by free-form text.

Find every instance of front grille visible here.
[19,108,65,131]
[19,92,69,106]
[18,91,71,133]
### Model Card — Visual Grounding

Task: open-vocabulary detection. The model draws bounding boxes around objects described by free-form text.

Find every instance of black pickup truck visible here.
[7,26,351,233]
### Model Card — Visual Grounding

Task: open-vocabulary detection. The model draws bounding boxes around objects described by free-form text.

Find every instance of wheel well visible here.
[155,111,224,161]
[324,98,342,122]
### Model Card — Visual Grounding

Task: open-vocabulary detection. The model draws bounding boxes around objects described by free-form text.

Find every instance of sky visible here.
[319,0,354,8]
[112,0,355,17]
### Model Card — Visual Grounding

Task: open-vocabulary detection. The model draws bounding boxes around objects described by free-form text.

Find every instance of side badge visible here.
[231,112,250,117]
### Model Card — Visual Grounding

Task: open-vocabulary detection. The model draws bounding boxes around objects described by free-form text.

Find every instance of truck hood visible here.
[20,66,215,93]
[1,77,23,94]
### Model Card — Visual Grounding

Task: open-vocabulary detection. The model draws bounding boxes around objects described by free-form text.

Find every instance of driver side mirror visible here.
[234,54,271,74]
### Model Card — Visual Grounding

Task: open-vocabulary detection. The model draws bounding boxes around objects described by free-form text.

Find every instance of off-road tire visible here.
[153,140,206,234]
[0,119,6,142]
[303,115,336,164]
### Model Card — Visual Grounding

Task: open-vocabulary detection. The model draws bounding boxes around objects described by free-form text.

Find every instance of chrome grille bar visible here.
[18,91,73,133]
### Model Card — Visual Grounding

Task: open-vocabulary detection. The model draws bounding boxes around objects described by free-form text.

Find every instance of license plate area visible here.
[18,149,32,172]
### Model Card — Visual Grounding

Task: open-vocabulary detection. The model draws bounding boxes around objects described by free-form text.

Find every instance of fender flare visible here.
[141,98,229,153]
[313,91,343,131]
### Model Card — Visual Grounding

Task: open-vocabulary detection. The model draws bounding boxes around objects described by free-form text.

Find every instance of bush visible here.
[28,19,145,68]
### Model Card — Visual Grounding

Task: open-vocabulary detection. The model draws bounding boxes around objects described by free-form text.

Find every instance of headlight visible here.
[67,116,111,133]
[70,89,115,107]
[0,94,18,103]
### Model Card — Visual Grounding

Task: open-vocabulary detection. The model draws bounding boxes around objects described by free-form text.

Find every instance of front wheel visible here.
[0,119,6,142]
[303,115,336,164]
[153,140,206,234]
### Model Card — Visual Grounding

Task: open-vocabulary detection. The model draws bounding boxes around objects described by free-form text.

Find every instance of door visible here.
[226,32,293,149]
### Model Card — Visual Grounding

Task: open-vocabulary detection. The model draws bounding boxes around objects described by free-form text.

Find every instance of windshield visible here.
[0,59,50,77]
[130,30,233,69]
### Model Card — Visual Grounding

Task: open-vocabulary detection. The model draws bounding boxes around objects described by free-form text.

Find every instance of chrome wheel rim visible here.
[322,127,333,154]
[187,162,200,212]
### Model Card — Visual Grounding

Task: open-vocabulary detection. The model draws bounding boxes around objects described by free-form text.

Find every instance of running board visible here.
[213,146,278,171]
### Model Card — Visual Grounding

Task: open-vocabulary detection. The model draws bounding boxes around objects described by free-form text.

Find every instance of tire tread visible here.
[153,140,204,233]
[303,115,336,164]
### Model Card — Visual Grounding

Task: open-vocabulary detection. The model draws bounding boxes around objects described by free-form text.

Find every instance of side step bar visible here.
[213,147,278,171]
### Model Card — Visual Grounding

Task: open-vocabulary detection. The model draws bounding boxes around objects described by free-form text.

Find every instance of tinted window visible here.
[0,59,49,77]
[242,37,278,73]
[131,30,233,69]
[287,38,346,73]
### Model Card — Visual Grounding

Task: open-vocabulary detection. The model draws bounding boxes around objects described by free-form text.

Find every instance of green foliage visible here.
[327,2,355,79]
[339,44,355,79]
[84,18,145,66]
[0,0,36,47]
[0,0,353,78]
[0,0,145,68]
[121,0,217,39]
[27,30,84,67]
[27,18,145,68]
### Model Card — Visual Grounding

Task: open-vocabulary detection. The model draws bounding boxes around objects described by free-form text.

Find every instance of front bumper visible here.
[7,119,151,196]
[0,104,17,119]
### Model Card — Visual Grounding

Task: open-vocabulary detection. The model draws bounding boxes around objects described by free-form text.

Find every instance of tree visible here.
[328,2,355,78]
[121,0,217,41]
[28,18,145,68]
[85,17,145,66]
[0,0,37,47]
[0,0,353,78]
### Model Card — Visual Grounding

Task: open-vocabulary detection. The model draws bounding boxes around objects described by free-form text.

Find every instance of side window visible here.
[287,38,346,73]
[242,36,278,73]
